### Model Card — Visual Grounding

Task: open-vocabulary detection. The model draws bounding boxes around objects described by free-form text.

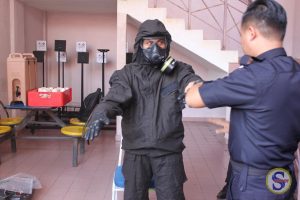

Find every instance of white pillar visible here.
[116,1,128,141]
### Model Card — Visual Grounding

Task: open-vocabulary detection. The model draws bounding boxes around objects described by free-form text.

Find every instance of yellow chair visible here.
[0,126,13,164]
[0,126,12,134]
[0,100,22,152]
[61,126,85,167]
[69,118,85,126]
[0,117,22,126]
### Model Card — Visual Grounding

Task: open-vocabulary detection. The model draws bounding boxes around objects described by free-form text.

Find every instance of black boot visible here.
[216,183,228,199]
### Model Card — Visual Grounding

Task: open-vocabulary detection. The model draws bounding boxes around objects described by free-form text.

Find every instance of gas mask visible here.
[141,36,177,74]
[142,37,167,64]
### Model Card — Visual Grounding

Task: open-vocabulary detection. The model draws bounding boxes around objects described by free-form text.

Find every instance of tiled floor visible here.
[0,120,229,200]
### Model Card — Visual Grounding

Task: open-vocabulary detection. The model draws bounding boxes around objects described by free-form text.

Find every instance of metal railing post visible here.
[188,0,191,29]
[222,0,228,50]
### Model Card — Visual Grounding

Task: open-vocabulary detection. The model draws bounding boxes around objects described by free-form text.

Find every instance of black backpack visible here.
[78,88,102,122]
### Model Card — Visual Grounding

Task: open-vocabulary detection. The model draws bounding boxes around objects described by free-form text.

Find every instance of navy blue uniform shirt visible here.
[200,48,300,169]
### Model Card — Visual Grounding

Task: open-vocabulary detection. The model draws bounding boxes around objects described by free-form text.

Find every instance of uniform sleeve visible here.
[200,67,257,109]
[97,69,133,118]
[176,62,203,92]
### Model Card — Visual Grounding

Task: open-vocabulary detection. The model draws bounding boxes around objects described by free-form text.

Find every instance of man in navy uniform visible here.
[185,0,300,199]
[84,19,202,200]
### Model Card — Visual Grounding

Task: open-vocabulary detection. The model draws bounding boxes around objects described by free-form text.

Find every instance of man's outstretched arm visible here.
[185,82,206,108]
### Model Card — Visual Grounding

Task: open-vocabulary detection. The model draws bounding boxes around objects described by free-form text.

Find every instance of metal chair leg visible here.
[79,138,85,154]
[72,138,79,167]
[11,127,17,153]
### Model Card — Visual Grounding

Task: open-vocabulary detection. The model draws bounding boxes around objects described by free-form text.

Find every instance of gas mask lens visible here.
[141,37,167,49]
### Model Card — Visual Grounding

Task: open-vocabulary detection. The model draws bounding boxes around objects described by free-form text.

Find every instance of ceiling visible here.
[19,0,117,14]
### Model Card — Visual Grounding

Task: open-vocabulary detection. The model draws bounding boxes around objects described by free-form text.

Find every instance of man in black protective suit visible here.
[84,19,202,200]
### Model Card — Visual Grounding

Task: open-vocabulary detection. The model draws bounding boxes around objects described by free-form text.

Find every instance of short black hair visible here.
[242,0,287,41]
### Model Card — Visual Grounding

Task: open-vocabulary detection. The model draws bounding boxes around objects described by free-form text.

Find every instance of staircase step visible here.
[163,18,186,31]
[146,8,167,20]
[119,0,167,21]
[201,40,221,50]
[118,0,148,10]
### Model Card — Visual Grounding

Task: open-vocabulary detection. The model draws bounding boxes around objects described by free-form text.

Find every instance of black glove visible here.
[84,111,110,141]
[177,92,186,110]
[178,79,203,110]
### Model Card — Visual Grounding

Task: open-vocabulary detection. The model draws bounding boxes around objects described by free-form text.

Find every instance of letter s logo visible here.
[266,168,291,194]
[272,171,285,190]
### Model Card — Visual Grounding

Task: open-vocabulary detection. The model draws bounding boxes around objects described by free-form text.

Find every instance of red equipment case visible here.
[27,88,72,107]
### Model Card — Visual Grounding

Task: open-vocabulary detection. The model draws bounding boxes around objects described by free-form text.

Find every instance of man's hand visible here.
[84,112,110,142]
[177,80,203,110]
[185,81,205,108]
[185,80,203,93]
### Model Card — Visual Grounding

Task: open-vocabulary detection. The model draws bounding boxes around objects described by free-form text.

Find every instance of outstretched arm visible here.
[185,82,206,108]
[84,70,132,141]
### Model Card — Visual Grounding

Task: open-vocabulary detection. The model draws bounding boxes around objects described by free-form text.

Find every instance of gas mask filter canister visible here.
[160,56,176,74]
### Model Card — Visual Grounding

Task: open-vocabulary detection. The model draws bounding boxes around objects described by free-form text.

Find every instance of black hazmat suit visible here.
[86,19,202,200]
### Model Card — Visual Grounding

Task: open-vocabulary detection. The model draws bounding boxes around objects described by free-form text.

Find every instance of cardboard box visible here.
[27,88,72,107]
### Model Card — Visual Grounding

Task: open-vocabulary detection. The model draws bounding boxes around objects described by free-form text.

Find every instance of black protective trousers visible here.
[122,151,187,200]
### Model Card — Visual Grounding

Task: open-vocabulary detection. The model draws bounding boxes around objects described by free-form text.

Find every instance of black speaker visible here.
[77,52,89,64]
[126,52,133,64]
[32,51,45,62]
[54,40,66,51]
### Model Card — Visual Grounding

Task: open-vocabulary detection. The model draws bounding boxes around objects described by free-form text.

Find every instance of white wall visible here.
[0,0,11,104]
[0,0,25,104]
[46,12,117,104]
[24,5,45,87]
[24,5,44,52]
[278,0,295,56]
[292,0,300,58]
[13,0,25,53]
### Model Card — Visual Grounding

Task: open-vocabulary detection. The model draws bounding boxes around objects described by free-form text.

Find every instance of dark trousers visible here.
[122,152,187,200]
[227,161,297,200]
[225,162,232,183]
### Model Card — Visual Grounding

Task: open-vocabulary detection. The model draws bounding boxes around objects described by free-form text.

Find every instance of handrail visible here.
[152,0,251,50]
[239,0,253,5]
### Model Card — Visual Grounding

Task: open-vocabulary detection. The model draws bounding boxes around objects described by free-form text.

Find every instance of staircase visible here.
[118,0,239,72]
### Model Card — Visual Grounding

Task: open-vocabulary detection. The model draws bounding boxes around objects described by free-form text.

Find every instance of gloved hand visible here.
[84,111,110,141]
[177,92,186,110]
[178,79,203,110]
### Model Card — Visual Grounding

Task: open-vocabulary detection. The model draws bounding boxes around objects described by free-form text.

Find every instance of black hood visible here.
[132,19,172,63]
